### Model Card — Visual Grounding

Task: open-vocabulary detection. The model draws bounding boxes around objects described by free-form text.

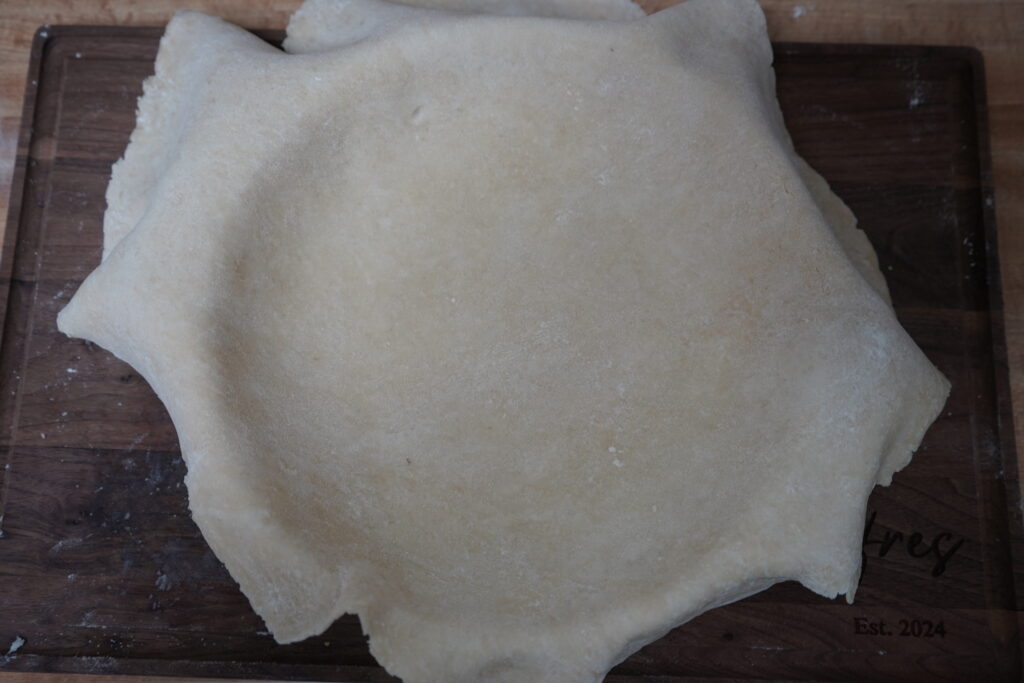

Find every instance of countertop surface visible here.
[1,1,1022,682]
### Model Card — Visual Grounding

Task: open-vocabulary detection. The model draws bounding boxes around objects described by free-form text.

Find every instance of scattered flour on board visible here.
[127,431,150,452]
[5,636,24,656]
[50,536,85,553]
[908,82,926,109]
[791,3,817,19]
[155,571,174,591]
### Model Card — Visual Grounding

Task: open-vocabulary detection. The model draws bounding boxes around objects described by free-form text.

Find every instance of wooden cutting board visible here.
[0,26,1021,682]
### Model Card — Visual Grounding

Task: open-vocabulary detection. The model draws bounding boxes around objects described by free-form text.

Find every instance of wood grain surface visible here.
[0,3,1022,683]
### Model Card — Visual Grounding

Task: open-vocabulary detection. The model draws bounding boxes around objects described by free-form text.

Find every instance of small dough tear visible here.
[60,1,949,681]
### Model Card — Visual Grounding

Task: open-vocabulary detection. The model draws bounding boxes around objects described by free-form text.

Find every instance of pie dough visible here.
[58,1,951,681]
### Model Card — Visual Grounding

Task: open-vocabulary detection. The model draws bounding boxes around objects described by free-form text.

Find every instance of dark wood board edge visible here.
[964,46,1024,665]
[1,25,1021,680]
[773,41,991,62]
[0,654,398,683]
[0,25,48,543]
[0,26,45,322]
[0,653,813,683]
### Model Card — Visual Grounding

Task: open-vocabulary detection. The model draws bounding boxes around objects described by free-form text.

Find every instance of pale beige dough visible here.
[284,0,646,54]
[60,1,950,681]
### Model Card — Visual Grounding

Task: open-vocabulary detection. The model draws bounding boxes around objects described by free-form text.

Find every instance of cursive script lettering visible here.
[862,510,965,578]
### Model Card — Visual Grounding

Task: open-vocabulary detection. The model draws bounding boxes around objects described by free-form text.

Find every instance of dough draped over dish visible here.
[58,1,950,681]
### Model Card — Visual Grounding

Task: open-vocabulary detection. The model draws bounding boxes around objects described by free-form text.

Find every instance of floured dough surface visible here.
[285,0,646,53]
[59,1,950,681]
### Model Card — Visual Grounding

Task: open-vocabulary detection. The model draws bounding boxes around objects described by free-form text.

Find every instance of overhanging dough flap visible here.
[57,1,950,681]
